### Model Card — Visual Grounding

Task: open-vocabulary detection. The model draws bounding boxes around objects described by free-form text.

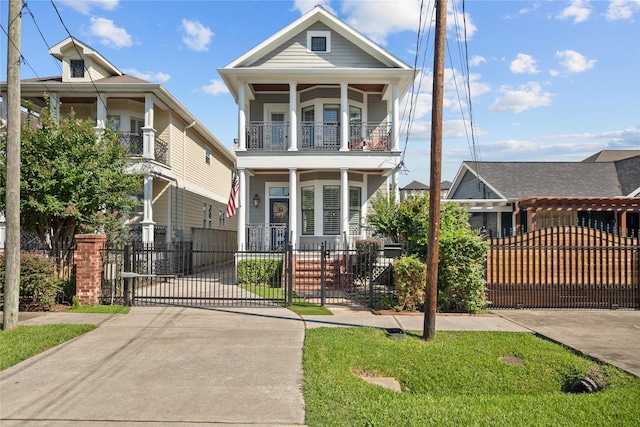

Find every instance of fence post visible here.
[320,242,326,307]
[368,243,374,308]
[286,243,293,307]
[124,244,131,306]
[74,233,107,306]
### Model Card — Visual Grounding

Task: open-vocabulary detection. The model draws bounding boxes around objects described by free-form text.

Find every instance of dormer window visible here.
[70,59,85,78]
[307,31,331,53]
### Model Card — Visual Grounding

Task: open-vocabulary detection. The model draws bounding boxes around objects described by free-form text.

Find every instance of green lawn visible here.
[0,324,96,370]
[69,304,130,314]
[241,284,332,315]
[303,327,640,426]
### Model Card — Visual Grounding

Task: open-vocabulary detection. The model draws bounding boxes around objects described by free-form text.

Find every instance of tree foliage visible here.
[365,190,400,242]
[367,193,489,312]
[0,104,142,258]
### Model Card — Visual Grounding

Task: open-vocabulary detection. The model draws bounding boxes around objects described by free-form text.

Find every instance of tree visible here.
[0,104,142,263]
[367,193,489,312]
[365,189,400,242]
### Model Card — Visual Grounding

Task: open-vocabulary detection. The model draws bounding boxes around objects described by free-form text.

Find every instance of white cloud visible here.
[181,19,214,52]
[556,49,596,73]
[293,0,335,14]
[342,0,423,45]
[202,80,230,95]
[122,68,170,83]
[448,8,477,41]
[605,0,640,20]
[489,82,553,113]
[469,55,486,67]
[556,0,592,23]
[89,17,132,48]
[59,0,118,15]
[510,53,539,74]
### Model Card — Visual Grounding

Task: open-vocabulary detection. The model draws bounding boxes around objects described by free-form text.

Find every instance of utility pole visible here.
[3,0,22,330]
[423,0,447,341]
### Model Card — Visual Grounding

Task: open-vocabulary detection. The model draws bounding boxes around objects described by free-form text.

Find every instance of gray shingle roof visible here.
[614,155,640,196]
[463,161,624,199]
[401,180,429,191]
[582,150,640,162]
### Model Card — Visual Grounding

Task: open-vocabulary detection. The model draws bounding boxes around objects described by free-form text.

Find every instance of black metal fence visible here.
[100,241,397,309]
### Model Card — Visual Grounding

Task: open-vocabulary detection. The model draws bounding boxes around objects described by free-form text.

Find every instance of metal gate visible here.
[101,242,293,307]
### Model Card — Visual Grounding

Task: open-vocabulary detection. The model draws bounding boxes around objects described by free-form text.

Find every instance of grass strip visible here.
[69,304,130,314]
[0,324,95,370]
[241,284,332,315]
[303,327,640,426]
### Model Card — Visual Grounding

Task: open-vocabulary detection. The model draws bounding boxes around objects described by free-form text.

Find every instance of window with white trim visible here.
[307,31,331,53]
[205,148,211,164]
[323,185,340,235]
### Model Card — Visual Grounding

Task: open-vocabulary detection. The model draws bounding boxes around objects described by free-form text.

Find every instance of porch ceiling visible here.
[519,196,640,212]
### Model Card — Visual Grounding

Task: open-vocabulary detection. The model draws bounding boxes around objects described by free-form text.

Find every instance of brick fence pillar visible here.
[74,234,107,306]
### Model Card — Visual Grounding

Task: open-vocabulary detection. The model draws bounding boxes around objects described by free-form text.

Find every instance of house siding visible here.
[451,170,500,199]
[250,22,387,69]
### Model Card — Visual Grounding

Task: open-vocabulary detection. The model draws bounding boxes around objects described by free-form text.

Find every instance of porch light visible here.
[253,194,260,208]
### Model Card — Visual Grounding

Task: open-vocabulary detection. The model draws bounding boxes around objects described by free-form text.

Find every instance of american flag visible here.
[226,172,239,217]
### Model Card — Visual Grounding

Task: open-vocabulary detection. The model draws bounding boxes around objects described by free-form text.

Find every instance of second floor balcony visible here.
[245,121,392,152]
[118,131,169,165]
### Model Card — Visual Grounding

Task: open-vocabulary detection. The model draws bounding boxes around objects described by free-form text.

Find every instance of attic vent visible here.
[307,31,331,53]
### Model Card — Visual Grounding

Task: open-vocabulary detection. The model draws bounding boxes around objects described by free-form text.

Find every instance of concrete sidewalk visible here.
[1,306,306,427]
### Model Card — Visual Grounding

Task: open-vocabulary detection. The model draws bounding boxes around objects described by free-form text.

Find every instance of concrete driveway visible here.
[497,309,640,377]
[0,306,306,427]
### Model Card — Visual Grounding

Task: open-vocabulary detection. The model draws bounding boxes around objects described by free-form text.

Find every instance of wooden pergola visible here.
[517,196,640,233]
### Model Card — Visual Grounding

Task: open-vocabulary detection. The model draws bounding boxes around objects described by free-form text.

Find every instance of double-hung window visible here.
[323,185,340,235]
[302,187,315,235]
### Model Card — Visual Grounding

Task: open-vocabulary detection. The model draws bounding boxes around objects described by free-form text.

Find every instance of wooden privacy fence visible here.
[486,226,640,309]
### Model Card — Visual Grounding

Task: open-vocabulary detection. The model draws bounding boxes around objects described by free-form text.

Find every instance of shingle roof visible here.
[582,150,640,162]
[463,161,624,199]
[614,155,640,196]
[401,180,429,191]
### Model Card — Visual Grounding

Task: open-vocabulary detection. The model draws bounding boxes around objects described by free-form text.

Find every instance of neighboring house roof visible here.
[582,150,640,162]
[401,180,429,191]
[614,155,640,196]
[441,180,452,190]
[449,161,625,201]
[49,37,122,76]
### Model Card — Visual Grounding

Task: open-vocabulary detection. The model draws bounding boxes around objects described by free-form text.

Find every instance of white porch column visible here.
[393,170,400,203]
[289,168,298,248]
[48,93,60,123]
[237,168,247,250]
[288,83,298,151]
[340,82,349,151]
[142,95,155,159]
[391,82,400,151]
[237,82,247,151]
[340,168,350,241]
[94,93,107,132]
[141,174,155,244]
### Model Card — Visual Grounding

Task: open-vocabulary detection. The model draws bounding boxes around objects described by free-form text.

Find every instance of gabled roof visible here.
[614,155,640,196]
[224,6,411,70]
[49,37,122,76]
[582,150,640,162]
[401,180,429,191]
[449,161,624,200]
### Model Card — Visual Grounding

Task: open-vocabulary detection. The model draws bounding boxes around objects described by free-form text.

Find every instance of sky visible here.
[1,0,639,187]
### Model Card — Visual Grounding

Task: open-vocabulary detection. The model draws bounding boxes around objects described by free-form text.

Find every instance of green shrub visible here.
[0,253,64,311]
[393,255,426,311]
[354,239,382,277]
[237,258,283,286]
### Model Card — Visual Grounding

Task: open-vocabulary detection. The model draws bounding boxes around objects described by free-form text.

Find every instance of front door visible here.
[270,198,289,250]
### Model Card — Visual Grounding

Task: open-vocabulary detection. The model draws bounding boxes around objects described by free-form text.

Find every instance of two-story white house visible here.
[218,6,414,250]
[0,37,236,248]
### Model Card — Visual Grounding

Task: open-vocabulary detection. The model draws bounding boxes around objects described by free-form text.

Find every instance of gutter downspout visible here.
[182,121,196,240]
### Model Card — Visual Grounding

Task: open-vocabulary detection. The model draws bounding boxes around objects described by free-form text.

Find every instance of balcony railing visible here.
[245,121,391,152]
[118,131,168,165]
